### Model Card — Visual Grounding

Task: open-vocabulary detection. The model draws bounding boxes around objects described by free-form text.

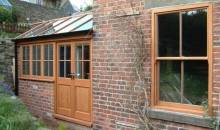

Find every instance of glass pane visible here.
[159,61,181,103]
[59,46,64,60]
[49,44,53,60]
[44,61,48,76]
[23,61,29,75]
[37,46,41,60]
[76,61,82,79]
[33,46,36,60]
[66,61,71,78]
[183,9,207,56]
[84,45,90,60]
[37,61,41,75]
[49,61,53,76]
[184,61,208,105]
[84,61,90,79]
[23,47,25,60]
[66,45,71,60]
[23,46,29,60]
[75,45,82,61]
[44,45,48,60]
[27,47,29,60]
[59,61,64,77]
[32,61,36,75]
[158,13,180,57]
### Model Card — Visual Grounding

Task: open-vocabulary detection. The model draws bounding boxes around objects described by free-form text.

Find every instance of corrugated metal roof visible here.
[16,12,93,39]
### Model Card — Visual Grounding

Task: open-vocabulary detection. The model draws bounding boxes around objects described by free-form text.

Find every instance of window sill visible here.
[149,108,212,128]
[19,77,55,82]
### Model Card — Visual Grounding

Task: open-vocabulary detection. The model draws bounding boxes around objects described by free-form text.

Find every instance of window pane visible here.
[183,9,207,56]
[59,61,64,77]
[66,45,71,60]
[23,61,29,75]
[49,44,53,60]
[159,61,181,103]
[84,45,90,60]
[44,61,48,76]
[23,47,26,60]
[44,45,49,60]
[33,45,41,60]
[76,61,82,79]
[23,46,29,60]
[49,61,53,76]
[84,61,90,79]
[37,61,41,75]
[183,61,208,105]
[66,61,71,78]
[33,46,36,60]
[32,61,36,75]
[59,46,64,60]
[158,13,180,57]
[75,45,82,61]
[37,46,41,60]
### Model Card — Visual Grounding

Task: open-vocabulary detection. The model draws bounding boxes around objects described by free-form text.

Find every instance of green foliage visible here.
[58,123,68,130]
[0,7,17,23]
[80,5,93,12]
[0,87,47,130]
[83,5,93,11]
[202,100,219,130]
[0,31,19,38]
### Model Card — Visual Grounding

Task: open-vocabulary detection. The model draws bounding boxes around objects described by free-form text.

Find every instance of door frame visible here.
[54,38,93,127]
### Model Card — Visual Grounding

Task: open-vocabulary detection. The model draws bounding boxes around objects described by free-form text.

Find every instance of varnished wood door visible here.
[56,41,91,124]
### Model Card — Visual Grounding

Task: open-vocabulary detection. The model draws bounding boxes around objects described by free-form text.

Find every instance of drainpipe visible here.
[14,42,18,96]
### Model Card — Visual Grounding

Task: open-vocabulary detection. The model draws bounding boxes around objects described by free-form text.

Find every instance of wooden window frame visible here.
[75,43,90,79]
[20,42,55,81]
[32,44,41,77]
[21,46,30,77]
[58,43,72,78]
[43,44,54,78]
[151,3,213,115]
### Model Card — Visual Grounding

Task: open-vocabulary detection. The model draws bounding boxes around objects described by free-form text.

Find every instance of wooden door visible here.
[56,42,91,124]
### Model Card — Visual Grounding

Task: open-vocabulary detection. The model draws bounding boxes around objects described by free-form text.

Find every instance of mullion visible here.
[47,45,50,76]
[82,45,84,79]
[64,46,66,77]
[180,12,184,103]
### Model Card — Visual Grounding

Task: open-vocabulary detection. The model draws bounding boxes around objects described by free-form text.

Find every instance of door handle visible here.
[69,73,77,79]
[68,73,77,79]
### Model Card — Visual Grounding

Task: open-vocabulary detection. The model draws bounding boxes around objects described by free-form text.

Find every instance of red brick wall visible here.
[93,0,218,130]
[213,1,220,122]
[19,80,54,119]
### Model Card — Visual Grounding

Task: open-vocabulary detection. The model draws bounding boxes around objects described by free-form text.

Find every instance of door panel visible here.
[75,85,91,121]
[56,42,91,124]
[57,84,71,116]
[56,43,73,117]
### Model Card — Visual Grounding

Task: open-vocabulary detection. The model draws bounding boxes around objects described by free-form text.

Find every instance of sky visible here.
[69,0,93,10]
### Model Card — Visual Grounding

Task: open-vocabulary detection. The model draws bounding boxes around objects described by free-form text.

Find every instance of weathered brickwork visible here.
[213,1,220,121]
[93,0,219,130]
[18,80,54,119]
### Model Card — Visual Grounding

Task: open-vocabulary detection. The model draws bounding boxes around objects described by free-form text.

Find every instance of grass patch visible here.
[0,87,49,130]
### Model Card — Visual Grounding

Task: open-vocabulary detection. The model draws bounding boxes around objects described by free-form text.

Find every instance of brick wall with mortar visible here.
[93,0,220,130]
[18,80,54,119]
